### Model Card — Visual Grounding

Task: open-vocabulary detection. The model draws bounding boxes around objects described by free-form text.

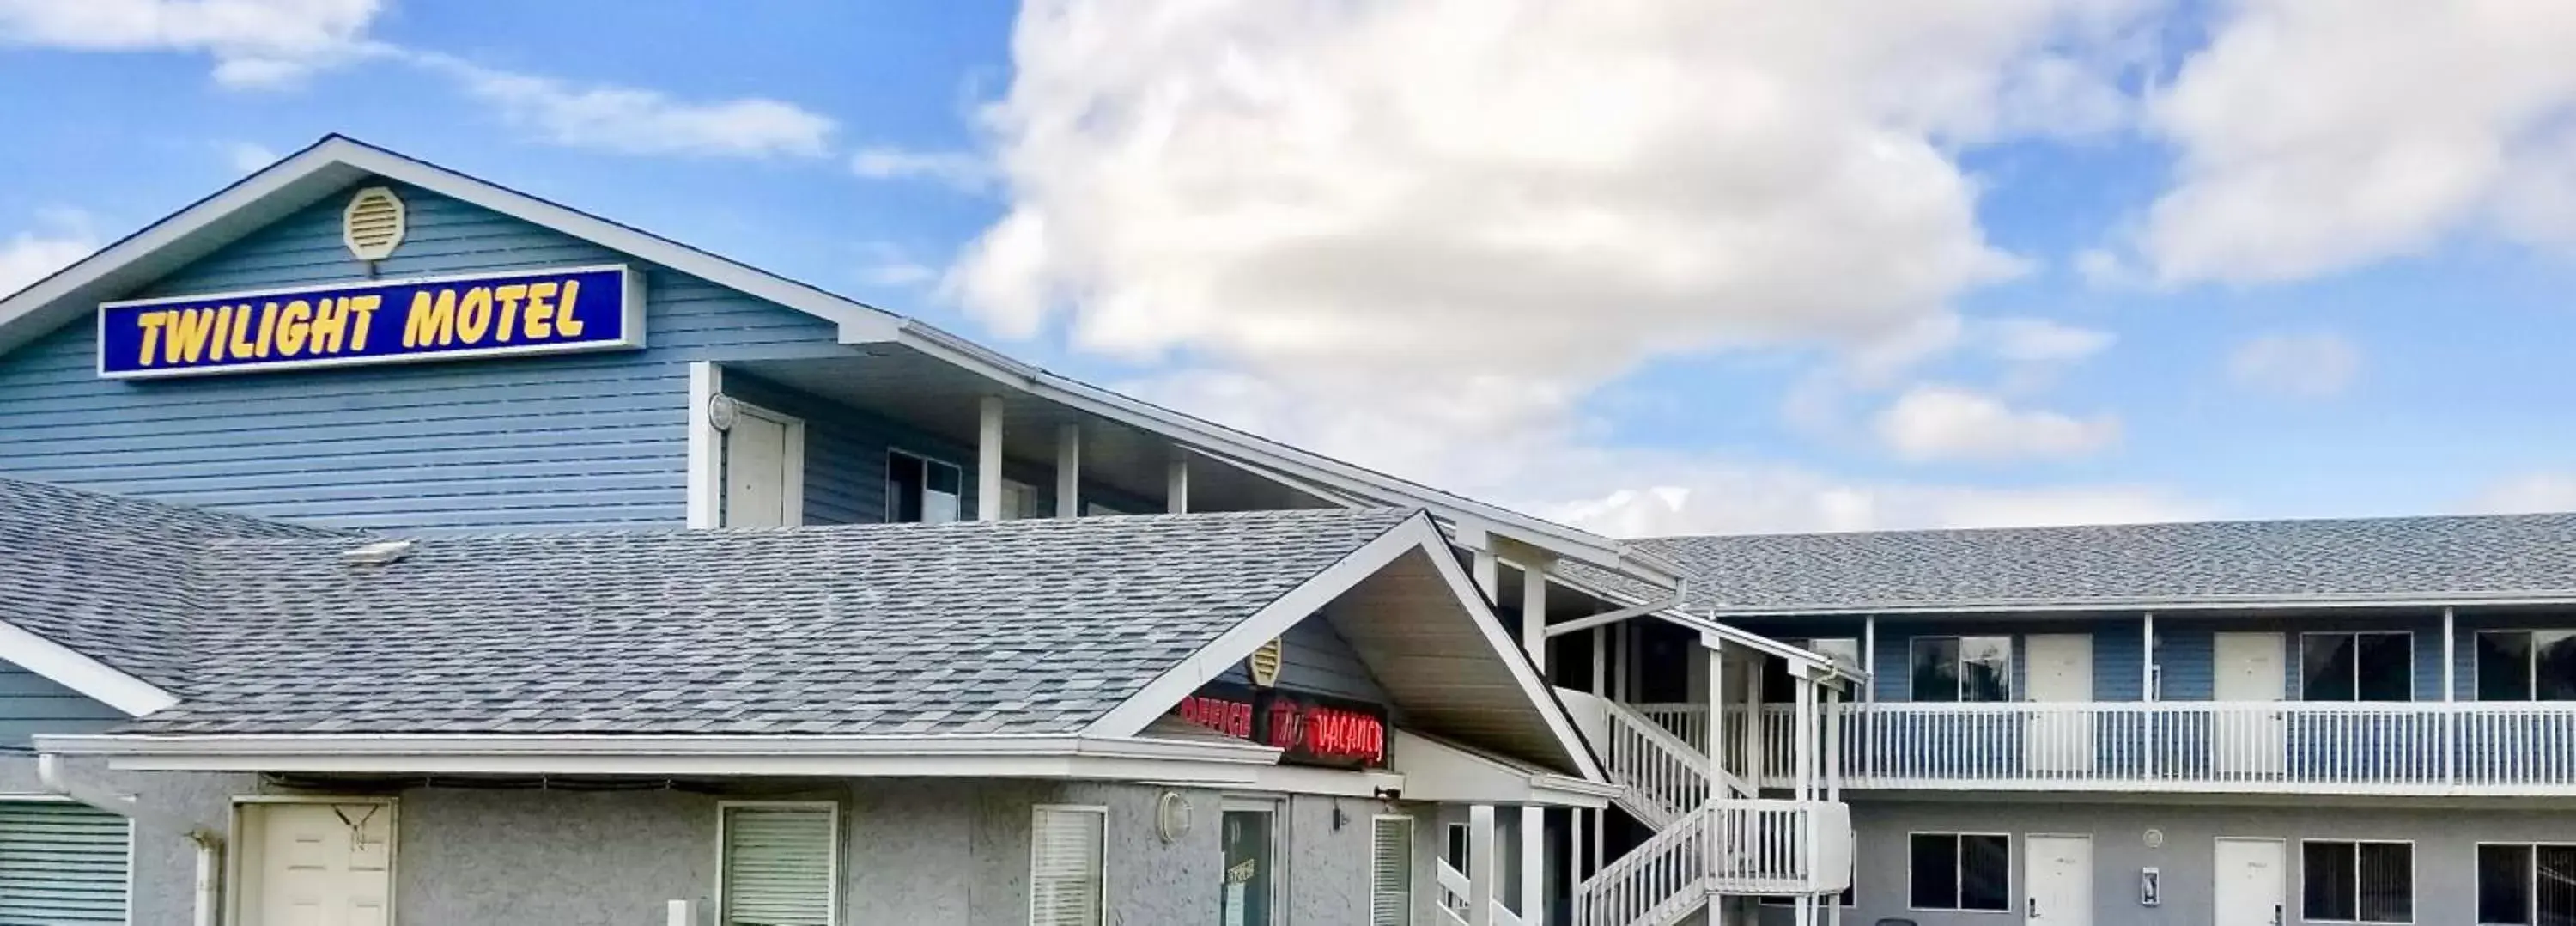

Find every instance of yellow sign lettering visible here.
[254,302,283,358]
[309,298,349,354]
[522,281,558,339]
[454,287,494,344]
[276,300,313,357]
[491,283,527,344]
[403,289,457,348]
[555,279,584,337]
[134,311,167,367]
[345,295,381,350]
[167,308,216,364]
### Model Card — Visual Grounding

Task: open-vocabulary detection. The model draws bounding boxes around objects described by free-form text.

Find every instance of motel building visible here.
[0,135,2571,926]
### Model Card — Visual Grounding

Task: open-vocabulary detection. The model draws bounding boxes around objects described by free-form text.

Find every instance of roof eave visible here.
[1699,588,2576,618]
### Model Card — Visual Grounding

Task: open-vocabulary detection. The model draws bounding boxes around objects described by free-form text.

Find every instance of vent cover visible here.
[342,186,406,261]
[1248,638,1284,687]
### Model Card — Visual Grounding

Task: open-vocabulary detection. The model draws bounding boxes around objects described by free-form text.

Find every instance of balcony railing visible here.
[1636,701,2576,795]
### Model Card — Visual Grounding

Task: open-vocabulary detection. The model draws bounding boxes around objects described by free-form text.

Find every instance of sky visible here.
[4,0,2576,538]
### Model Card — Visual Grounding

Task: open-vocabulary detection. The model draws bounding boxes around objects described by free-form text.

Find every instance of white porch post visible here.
[1825,683,1844,926]
[1473,548,1499,600]
[1165,454,1189,514]
[1520,562,1549,665]
[1741,656,1763,786]
[2144,611,2158,781]
[1795,673,1819,926]
[1520,807,1543,926]
[1708,640,1727,790]
[2445,606,2458,784]
[1469,804,1498,926]
[1054,423,1080,518]
[1860,616,1876,702]
[975,396,1005,521]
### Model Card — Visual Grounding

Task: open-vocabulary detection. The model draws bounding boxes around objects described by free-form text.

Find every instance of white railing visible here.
[1436,858,1526,926]
[1601,700,1712,827]
[1627,700,2576,795]
[1571,801,1708,926]
[1706,800,1850,895]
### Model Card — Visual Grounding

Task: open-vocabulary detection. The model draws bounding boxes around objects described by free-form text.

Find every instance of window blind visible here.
[721,805,835,926]
[0,801,131,925]
[1371,816,1413,926]
[1030,807,1105,926]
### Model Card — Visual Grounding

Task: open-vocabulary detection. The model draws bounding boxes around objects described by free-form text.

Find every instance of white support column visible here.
[2143,611,2158,700]
[2445,606,2458,784]
[1468,805,1498,926]
[1860,616,1876,702]
[2443,606,2458,702]
[1825,684,1842,801]
[1519,807,1543,926]
[1590,627,1606,697]
[1741,655,1763,788]
[1165,454,1189,514]
[1054,423,1081,519]
[975,396,1005,521]
[1473,548,1499,600]
[1708,641,1727,791]
[1520,562,1549,666]
[684,362,724,529]
[1794,675,1816,803]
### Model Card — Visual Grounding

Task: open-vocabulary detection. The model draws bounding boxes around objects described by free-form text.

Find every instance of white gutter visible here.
[39,754,222,926]
[1697,589,2576,618]
[35,733,1287,780]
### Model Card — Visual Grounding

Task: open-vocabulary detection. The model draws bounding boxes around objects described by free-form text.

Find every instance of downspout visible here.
[39,753,224,926]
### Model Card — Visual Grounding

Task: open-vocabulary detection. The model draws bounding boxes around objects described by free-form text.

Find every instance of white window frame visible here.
[999,478,1046,521]
[884,448,964,524]
[722,400,805,528]
[2299,838,2415,925]
[2472,841,2576,926]
[2296,631,2415,703]
[1370,813,1415,926]
[715,800,841,926]
[0,794,136,926]
[1908,636,2014,703]
[2472,630,2576,702]
[1029,803,1107,926]
[1905,830,2013,914]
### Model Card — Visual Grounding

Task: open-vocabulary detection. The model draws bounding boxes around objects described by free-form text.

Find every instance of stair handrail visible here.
[1435,858,1528,926]
[1599,698,1745,823]
[1571,801,1710,926]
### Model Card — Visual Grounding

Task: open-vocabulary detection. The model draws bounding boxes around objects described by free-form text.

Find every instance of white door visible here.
[2023,834,2092,926]
[251,802,394,926]
[2214,838,2286,926]
[2026,634,2095,773]
[2212,632,2285,775]
[722,404,802,528]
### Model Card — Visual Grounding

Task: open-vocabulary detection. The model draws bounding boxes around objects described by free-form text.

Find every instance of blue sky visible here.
[4,1,2575,536]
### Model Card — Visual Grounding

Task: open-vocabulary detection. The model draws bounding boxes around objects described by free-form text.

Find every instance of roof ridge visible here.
[1641,509,2576,543]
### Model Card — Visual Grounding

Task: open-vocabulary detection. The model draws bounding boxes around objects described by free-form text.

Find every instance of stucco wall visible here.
[396,785,726,924]
[0,757,257,926]
[1751,798,2576,926]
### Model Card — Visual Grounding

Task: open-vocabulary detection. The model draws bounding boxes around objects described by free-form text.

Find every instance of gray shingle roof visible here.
[1578,513,2576,613]
[127,507,1415,736]
[0,478,340,688]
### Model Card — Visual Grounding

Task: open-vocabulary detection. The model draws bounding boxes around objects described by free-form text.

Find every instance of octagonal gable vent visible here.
[342,186,406,261]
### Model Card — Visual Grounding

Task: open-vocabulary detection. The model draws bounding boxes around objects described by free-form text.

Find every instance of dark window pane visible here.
[2483,632,2537,702]
[922,460,962,523]
[1911,639,1961,703]
[1909,834,1959,910]
[2357,634,2413,702]
[2358,842,2411,923]
[2537,846,2576,923]
[1960,637,2013,703]
[2303,636,2358,702]
[887,453,925,522]
[2306,841,2356,921]
[1959,835,2012,911]
[2482,844,2533,925]
[2537,633,2576,703]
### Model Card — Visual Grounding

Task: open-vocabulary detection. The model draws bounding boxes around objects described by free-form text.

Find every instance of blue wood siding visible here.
[0,659,124,749]
[1216,615,1390,704]
[0,179,846,533]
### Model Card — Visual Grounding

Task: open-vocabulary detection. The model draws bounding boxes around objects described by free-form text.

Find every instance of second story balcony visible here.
[1637,699,2576,796]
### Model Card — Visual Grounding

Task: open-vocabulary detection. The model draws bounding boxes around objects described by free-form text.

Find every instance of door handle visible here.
[2029,897,2038,918]
[2272,903,2283,926]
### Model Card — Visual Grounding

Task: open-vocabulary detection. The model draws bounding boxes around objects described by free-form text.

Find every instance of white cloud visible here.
[1874,384,2121,463]
[414,53,834,159]
[0,0,381,88]
[1551,476,2211,537]
[1979,316,2114,363]
[2227,332,2361,399]
[0,213,99,298]
[219,140,277,173]
[2468,473,2576,515]
[851,147,991,192]
[2131,1,2576,283]
[856,242,938,288]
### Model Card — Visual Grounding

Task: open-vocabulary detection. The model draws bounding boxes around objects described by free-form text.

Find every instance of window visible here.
[1030,806,1105,926]
[2477,844,2576,925]
[2302,840,2411,923]
[1000,478,1046,520]
[0,800,131,925]
[1909,832,2009,911]
[1765,637,1862,700]
[2476,631,2576,701]
[2301,632,2413,701]
[1910,637,2012,703]
[885,450,962,523]
[720,802,837,926]
[1223,801,1285,926]
[1371,816,1413,926]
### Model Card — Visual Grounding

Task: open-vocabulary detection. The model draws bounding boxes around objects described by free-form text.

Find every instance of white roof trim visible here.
[1084,513,1607,784]
[33,731,1282,779]
[1695,590,2576,618]
[0,620,178,716]
[1389,729,1616,808]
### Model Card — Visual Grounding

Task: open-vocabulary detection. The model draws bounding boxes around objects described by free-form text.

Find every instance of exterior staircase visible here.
[1565,693,1851,926]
